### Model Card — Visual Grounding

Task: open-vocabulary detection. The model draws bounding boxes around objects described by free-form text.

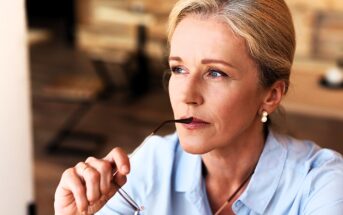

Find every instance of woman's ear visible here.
[260,80,286,114]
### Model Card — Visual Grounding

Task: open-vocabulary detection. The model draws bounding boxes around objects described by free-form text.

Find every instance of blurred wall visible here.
[0,0,34,214]
[286,0,343,60]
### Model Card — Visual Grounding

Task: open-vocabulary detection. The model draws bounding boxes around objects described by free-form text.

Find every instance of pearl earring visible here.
[261,111,268,123]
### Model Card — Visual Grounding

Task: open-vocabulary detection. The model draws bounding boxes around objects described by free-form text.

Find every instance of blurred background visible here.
[0,0,342,214]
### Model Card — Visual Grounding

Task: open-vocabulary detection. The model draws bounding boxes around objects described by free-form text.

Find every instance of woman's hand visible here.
[54,147,130,215]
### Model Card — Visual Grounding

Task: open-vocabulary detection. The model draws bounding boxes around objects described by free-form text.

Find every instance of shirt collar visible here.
[173,137,211,214]
[173,136,203,192]
[238,130,288,214]
[172,130,288,214]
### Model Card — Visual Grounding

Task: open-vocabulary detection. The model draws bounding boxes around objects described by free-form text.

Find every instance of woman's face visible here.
[168,15,266,154]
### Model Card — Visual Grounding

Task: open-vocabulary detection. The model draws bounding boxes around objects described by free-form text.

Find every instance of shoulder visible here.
[302,148,343,214]
[272,131,343,172]
[272,132,343,214]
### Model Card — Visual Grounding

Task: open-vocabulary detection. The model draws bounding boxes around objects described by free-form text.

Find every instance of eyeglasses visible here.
[112,117,193,214]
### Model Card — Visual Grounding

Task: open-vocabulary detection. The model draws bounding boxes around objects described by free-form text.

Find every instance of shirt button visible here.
[235,200,242,208]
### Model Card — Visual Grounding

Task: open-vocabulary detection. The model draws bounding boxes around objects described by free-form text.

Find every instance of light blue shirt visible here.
[97,131,343,214]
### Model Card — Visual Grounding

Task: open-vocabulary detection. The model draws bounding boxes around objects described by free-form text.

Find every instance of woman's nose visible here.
[181,76,204,106]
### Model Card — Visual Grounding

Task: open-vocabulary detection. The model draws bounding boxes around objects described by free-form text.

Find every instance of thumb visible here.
[103,147,130,175]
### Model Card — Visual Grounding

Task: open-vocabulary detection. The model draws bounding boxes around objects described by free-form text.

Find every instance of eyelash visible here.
[206,69,228,79]
[170,66,229,79]
[170,66,186,74]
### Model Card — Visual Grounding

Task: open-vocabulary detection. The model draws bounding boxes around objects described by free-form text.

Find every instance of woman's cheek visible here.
[168,79,178,111]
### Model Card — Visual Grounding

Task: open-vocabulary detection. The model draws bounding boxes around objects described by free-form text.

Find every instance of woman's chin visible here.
[178,137,210,155]
[176,128,213,153]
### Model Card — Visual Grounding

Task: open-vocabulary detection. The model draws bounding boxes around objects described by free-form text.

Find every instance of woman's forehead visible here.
[169,15,249,63]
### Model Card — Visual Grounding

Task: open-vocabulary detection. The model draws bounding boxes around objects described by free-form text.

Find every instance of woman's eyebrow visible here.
[201,59,235,68]
[168,56,182,62]
[168,57,237,70]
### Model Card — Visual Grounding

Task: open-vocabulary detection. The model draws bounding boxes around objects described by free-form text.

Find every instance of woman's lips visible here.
[181,117,210,130]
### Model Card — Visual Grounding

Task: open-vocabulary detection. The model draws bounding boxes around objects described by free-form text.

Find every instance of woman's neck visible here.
[201,127,265,191]
[201,128,266,214]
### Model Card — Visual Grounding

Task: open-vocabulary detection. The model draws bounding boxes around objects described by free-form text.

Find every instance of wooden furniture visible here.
[282,62,343,120]
[75,0,171,61]
[287,1,343,60]
[312,11,343,60]
[75,0,174,94]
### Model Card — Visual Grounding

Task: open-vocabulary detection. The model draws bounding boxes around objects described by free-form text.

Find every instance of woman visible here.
[54,0,343,214]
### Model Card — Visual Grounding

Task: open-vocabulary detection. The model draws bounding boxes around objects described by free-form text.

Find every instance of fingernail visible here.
[121,165,129,174]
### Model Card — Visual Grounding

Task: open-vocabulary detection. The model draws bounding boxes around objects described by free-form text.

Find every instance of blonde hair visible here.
[167,0,296,93]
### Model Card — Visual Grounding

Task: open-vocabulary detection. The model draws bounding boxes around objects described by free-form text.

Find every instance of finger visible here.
[103,147,130,175]
[75,162,101,204]
[113,170,128,187]
[58,167,88,213]
[85,157,113,195]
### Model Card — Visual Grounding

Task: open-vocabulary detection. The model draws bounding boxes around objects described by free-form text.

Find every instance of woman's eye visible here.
[207,69,228,78]
[170,66,186,74]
